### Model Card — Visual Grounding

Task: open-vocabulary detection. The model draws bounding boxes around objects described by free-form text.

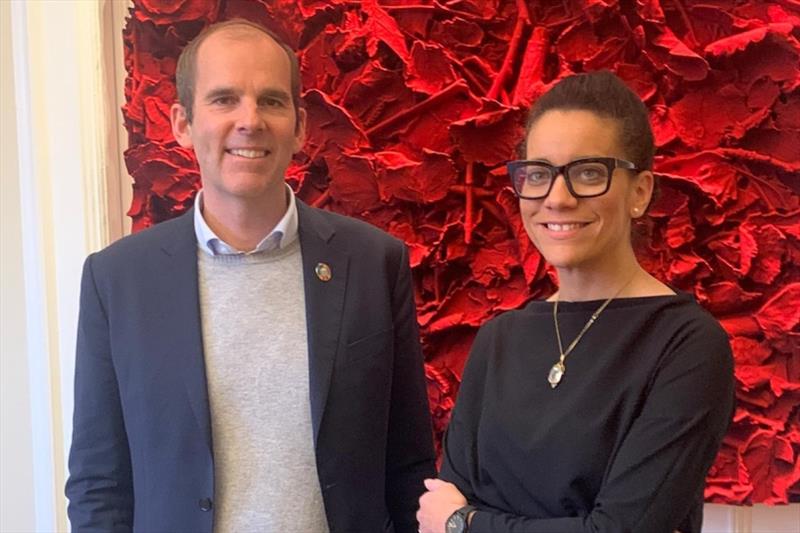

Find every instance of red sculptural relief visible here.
[123,0,800,504]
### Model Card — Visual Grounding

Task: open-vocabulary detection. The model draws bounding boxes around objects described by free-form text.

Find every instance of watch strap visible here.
[451,505,477,533]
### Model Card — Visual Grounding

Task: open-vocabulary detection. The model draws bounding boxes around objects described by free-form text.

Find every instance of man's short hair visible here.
[175,19,303,126]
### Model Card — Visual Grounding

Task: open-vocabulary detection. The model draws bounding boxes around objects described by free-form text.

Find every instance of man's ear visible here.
[293,107,307,154]
[171,103,193,148]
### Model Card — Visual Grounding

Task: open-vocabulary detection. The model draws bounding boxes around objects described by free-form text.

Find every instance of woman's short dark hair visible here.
[525,71,655,171]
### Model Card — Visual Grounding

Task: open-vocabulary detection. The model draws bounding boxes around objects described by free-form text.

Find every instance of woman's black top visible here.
[440,293,734,533]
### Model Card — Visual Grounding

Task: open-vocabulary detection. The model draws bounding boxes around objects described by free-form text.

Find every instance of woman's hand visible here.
[417,478,468,533]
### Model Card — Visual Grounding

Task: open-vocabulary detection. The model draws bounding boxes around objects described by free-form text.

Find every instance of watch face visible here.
[446,512,466,533]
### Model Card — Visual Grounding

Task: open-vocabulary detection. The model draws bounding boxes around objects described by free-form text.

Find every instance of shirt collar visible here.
[193,185,299,256]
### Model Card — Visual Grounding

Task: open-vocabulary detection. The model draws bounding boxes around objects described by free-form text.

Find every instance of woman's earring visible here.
[631,207,641,217]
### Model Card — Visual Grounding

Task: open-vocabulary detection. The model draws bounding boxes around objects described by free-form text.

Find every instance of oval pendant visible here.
[548,362,565,389]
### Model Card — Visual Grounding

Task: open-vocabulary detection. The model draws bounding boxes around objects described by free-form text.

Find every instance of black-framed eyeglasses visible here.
[506,157,639,199]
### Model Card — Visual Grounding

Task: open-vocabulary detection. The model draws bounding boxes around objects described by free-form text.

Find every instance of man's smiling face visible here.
[171,26,306,208]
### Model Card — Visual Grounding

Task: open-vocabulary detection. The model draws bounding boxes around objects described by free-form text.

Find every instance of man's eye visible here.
[211,96,236,105]
[261,98,285,108]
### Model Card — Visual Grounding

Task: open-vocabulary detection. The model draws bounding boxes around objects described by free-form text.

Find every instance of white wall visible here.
[0,1,797,532]
[1,1,37,530]
[704,503,800,532]
[0,0,124,530]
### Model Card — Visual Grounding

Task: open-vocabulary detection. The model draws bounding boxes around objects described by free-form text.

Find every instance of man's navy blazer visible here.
[66,200,436,533]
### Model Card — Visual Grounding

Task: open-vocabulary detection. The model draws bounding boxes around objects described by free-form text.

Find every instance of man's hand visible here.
[417,478,468,533]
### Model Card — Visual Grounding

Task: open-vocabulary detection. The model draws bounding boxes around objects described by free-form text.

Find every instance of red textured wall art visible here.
[123,0,800,504]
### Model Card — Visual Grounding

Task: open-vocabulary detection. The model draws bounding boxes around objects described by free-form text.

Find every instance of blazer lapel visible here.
[297,201,349,445]
[158,208,212,451]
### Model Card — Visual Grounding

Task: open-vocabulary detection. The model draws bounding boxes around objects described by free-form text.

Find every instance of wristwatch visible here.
[445,505,477,533]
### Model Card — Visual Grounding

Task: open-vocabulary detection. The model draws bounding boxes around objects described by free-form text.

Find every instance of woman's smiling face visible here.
[519,109,653,273]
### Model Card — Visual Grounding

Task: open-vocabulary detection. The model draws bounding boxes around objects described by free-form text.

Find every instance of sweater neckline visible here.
[198,238,301,265]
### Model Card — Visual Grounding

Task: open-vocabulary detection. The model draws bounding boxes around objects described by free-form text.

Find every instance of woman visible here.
[417,71,734,533]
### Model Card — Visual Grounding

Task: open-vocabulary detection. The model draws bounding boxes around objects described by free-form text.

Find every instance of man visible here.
[66,20,435,533]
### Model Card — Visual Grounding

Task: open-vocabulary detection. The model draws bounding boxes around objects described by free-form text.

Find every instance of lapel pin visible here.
[315,262,332,282]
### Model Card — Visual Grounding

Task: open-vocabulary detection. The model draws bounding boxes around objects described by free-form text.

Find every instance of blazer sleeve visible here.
[465,320,735,533]
[384,243,437,533]
[65,254,134,532]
